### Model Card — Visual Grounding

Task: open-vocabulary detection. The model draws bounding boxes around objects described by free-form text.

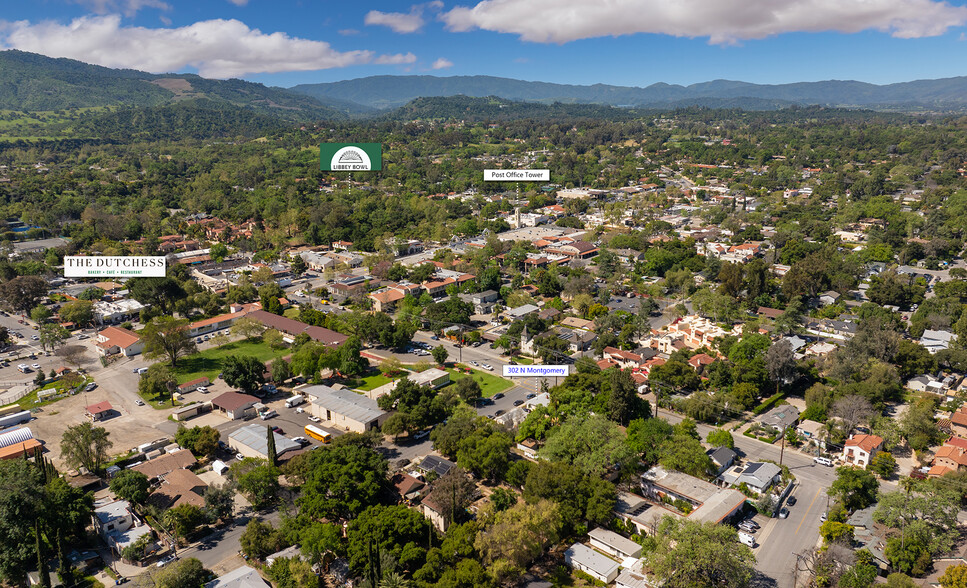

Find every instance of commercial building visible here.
[85,401,113,422]
[229,424,301,461]
[563,543,620,583]
[211,391,259,420]
[304,385,388,433]
[640,466,746,526]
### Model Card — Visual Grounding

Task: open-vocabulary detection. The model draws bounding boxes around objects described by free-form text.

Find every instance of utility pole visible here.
[779,425,787,467]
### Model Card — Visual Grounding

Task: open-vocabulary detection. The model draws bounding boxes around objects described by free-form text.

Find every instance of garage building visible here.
[229,425,301,461]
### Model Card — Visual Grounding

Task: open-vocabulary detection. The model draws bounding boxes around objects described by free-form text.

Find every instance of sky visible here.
[2,0,967,89]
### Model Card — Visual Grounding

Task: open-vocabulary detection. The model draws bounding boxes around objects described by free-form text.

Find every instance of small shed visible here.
[85,401,113,422]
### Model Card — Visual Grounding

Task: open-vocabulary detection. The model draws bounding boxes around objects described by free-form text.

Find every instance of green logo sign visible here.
[320,143,382,171]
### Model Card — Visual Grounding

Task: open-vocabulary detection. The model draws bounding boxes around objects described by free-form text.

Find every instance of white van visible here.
[813,456,833,467]
[285,395,304,408]
[738,532,756,547]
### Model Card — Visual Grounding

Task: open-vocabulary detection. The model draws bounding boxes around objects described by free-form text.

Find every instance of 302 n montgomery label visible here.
[64,256,167,278]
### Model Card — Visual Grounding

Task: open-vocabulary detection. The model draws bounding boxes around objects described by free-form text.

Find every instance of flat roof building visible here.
[229,425,301,461]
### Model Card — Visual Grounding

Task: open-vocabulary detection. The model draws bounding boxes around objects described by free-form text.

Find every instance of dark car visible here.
[786,495,797,507]
[513,399,524,406]
[525,393,536,399]
[494,410,505,417]
[272,426,284,435]
[493,393,505,400]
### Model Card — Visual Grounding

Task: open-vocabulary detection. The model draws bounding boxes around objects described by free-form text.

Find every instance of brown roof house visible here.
[842,434,884,468]
[85,401,113,422]
[148,469,208,509]
[131,448,197,481]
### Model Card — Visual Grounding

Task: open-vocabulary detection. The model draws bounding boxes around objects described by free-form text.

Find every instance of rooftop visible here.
[305,385,386,424]
[229,425,301,457]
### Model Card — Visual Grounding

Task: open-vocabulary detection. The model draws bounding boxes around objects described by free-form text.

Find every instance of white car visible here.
[235,453,245,461]
[469,361,479,367]
[308,415,321,423]
[196,386,208,393]
[481,364,493,371]
[31,363,41,370]
[295,407,305,414]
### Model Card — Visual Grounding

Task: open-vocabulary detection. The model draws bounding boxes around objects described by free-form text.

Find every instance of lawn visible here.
[355,371,401,391]
[16,375,94,409]
[171,338,288,384]
[447,366,514,397]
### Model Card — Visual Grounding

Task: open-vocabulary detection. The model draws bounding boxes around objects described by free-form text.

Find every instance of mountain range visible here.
[291,74,967,110]
[3,49,967,120]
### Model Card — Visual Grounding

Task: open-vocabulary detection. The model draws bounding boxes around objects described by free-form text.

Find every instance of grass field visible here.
[16,375,94,409]
[355,371,401,391]
[447,366,514,397]
[171,338,287,384]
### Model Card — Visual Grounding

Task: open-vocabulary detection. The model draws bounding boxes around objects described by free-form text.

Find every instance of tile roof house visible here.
[843,434,884,468]
[931,445,967,476]
[951,408,967,438]
[148,468,208,509]
[95,326,143,357]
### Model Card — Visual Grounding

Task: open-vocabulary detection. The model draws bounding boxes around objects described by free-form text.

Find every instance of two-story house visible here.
[842,434,884,468]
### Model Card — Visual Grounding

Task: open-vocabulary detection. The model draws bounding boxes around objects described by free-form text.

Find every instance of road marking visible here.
[795,487,822,536]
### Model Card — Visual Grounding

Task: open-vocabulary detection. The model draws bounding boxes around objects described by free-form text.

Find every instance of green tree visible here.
[939,564,967,588]
[474,499,563,583]
[431,345,448,366]
[295,445,388,521]
[222,355,266,394]
[38,323,69,352]
[138,363,177,404]
[870,452,898,478]
[828,466,878,512]
[142,316,196,367]
[0,276,47,312]
[203,484,234,522]
[660,433,714,479]
[229,458,280,510]
[455,377,481,403]
[230,317,266,340]
[109,470,150,504]
[706,428,735,449]
[58,300,94,327]
[240,519,284,560]
[270,357,292,384]
[154,557,214,588]
[266,426,278,467]
[339,336,366,377]
[60,422,112,473]
[645,516,756,588]
[346,505,432,573]
[30,305,52,325]
[819,521,855,545]
[874,487,960,557]
[627,417,673,465]
[175,425,221,457]
[539,414,633,477]
[162,504,205,540]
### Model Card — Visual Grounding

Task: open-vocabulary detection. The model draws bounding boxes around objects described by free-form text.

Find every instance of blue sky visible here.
[3,0,967,88]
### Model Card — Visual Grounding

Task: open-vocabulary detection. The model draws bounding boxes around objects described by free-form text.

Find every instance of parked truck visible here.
[285,395,304,408]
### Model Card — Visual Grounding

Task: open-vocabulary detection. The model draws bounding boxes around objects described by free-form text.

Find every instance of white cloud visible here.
[71,0,171,17]
[365,1,444,34]
[0,15,417,78]
[339,28,361,36]
[431,57,454,69]
[365,10,426,33]
[442,0,967,44]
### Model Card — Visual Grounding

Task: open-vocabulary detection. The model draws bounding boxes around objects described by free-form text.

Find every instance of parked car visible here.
[31,363,40,370]
[779,507,789,519]
[235,453,245,461]
[786,495,797,507]
[292,437,309,446]
[85,382,97,391]
[272,426,284,434]
[494,410,505,417]
[493,393,505,400]
[513,399,524,406]
[813,456,833,467]
[481,364,493,371]
[156,555,177,568]
[469,361,479,367]
[526,393,536,399]
[308,415,321,423]
[134,399,145,406]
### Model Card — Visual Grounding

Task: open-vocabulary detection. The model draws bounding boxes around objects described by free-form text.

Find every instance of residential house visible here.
[707,446,738,476]
[93,499,154,555]
[131,449,197,481]
[796,419,826,448]
[720,462,782,495]
[369,288,406,313]
[952,409,967,438]
[921,329,958,354]
[819,291,841,306]
[588,527,642,559]
[603,347,643,369]
[931,445,967,478]
[563,543,620,584]
[417,455,456,478]
[204,566,270,588]
[842,434,884,468]
[148,469,208,509]
[757,405,800,434]
[95,326,143,357]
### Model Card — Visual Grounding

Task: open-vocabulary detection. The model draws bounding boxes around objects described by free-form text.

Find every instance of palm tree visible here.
[378,572,412,588]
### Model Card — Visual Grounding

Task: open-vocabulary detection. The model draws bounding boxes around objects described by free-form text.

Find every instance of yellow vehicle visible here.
[304,424,332,443]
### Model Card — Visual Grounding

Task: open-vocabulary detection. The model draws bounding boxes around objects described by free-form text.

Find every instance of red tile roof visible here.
[845,434,883,453]
[85,401,112,415]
